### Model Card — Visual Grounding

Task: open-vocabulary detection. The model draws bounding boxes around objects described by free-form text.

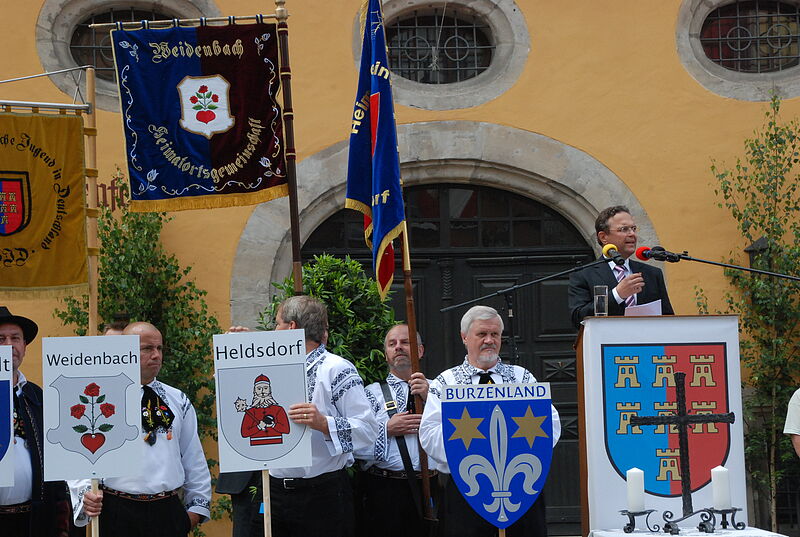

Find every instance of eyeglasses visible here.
[612,225,637,234]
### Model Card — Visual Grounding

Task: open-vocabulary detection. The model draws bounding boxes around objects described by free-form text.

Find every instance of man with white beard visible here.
[237,374,290,445]
[419,305,561,537]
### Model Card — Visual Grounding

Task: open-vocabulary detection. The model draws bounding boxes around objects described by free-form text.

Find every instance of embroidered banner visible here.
[0,113,87,297]
[345,0,405,298]
[111,23,287,211]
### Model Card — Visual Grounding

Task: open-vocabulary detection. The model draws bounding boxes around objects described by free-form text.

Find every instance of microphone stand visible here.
[655,250,800,282]
[441,257,612,363]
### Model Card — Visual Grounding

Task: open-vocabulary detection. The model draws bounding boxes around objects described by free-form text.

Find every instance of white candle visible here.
[711,466,731,510]
[626,467,645,512]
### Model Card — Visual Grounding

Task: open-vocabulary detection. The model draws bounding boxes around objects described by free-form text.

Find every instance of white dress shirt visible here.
[359,373,430,472]
[419,357,561,474]
[271,345,378,479]
[71,379,212,526]
[0,372,33,505]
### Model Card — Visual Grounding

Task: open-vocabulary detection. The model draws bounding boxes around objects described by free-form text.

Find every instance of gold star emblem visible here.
[512,406,548,448]
[448,407,485,450]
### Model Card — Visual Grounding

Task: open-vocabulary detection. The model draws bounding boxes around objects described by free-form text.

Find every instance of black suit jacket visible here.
[215,471,257,495]
[16,381,69,536]
[568,258,674,328]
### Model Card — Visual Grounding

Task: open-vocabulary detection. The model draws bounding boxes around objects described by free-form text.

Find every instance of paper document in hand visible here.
[624,299,662,316]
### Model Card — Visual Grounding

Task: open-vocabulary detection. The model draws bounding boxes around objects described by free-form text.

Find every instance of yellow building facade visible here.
[2,0,799,534]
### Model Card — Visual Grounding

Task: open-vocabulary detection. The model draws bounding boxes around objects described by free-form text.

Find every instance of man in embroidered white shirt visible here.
[419,305,561,537]
[269,295,379,537]
[358,324,434,536]
[75,322,212,536]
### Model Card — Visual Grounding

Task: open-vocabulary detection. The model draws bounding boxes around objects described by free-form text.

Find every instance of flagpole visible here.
[400,223,435,522]
[275,0,303,295]
[85,67,99,336]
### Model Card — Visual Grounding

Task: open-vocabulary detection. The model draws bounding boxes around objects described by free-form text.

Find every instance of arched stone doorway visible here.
[303,183,592,534]
[230,120,661,535]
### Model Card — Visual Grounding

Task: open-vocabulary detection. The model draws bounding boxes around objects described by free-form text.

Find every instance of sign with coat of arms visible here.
[581,316,746,530]
[0,345,12,487]
[442,382,554,529]
[43,336,142,480]
[213,329,312,473]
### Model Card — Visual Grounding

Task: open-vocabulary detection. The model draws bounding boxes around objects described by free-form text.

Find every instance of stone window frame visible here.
[353,0,530,110]
[677,0,800,101]
[36,0,221,112]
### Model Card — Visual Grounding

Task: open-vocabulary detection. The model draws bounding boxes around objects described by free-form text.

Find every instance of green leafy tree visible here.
[258,254,396,384]
[701,95,800,530]
[54,172,223,532]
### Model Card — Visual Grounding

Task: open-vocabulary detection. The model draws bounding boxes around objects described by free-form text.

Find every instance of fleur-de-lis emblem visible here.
[458,405,542,523]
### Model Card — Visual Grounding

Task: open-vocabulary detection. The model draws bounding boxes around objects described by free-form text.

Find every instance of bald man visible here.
[72,322,212,536]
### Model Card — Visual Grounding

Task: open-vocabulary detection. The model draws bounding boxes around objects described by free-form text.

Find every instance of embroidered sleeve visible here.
[325,361,378,457]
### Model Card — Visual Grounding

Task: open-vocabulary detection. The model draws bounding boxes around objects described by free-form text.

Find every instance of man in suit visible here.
[568,205,674,327]
[216,471,263,537]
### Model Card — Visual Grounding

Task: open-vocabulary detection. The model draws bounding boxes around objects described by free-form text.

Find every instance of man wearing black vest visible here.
[0,306,70,537]
[358,324,434,536]
[568,205,674,327]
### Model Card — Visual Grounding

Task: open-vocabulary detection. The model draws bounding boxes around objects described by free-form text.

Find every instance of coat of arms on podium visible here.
[602,343,730,496]
[442,383,554,529]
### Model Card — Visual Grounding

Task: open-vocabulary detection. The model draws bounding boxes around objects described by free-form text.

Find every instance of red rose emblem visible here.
[84,383,100,397]
[71,404,86,419]
[199,85,208,93]
[211,94,219,102]
[100,403,115,418]
[190,96,198,104]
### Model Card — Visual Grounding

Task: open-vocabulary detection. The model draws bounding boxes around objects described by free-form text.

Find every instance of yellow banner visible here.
[0,114,87,297]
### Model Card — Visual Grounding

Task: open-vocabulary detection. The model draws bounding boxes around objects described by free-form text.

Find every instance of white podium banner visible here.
[582,315,746,531]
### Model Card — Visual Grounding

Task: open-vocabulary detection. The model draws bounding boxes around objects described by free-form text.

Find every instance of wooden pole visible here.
[90,478,100,537]
[575,326,589,537]
[400,224,434,521]
[85,67,99,336]
[262,469,272,537]
[275,0,303,295]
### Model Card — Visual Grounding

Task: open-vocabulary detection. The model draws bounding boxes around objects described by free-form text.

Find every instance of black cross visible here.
[630,372,735,517]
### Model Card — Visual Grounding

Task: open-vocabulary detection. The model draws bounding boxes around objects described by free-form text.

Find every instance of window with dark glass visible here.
[700,1,800,73]
[385,9,494,84]
[303,185,584,256]
[70,8,173,83]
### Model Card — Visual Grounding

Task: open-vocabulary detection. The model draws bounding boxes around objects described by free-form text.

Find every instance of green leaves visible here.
[704,93,800,529]
[258,254,395,385]
[72,425,88,433]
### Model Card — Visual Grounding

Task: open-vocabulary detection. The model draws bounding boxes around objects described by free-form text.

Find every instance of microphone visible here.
[635,246,682,263]
[635,246,655,261]
[602,244,625,266]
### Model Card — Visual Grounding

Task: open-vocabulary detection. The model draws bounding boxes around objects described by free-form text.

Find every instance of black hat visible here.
[0,306,39,344]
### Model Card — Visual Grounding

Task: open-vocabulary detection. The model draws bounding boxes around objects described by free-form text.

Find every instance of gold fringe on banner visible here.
[0,283,89,300]
[128,184,289,213]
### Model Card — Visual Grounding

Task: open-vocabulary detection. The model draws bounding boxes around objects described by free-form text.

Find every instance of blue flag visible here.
[345,0,405,299]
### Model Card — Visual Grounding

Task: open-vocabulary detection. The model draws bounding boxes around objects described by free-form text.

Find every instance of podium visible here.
[575,316,746,535]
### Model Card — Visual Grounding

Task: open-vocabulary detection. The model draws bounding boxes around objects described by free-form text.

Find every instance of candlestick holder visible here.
[707,507,745,530]
[619,509,660,533]
[662,508,716,534]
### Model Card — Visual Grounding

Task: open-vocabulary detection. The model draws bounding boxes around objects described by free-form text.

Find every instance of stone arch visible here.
[231,121,657,324]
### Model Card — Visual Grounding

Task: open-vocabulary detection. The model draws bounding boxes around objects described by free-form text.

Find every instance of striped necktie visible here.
[614,264,637,307]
